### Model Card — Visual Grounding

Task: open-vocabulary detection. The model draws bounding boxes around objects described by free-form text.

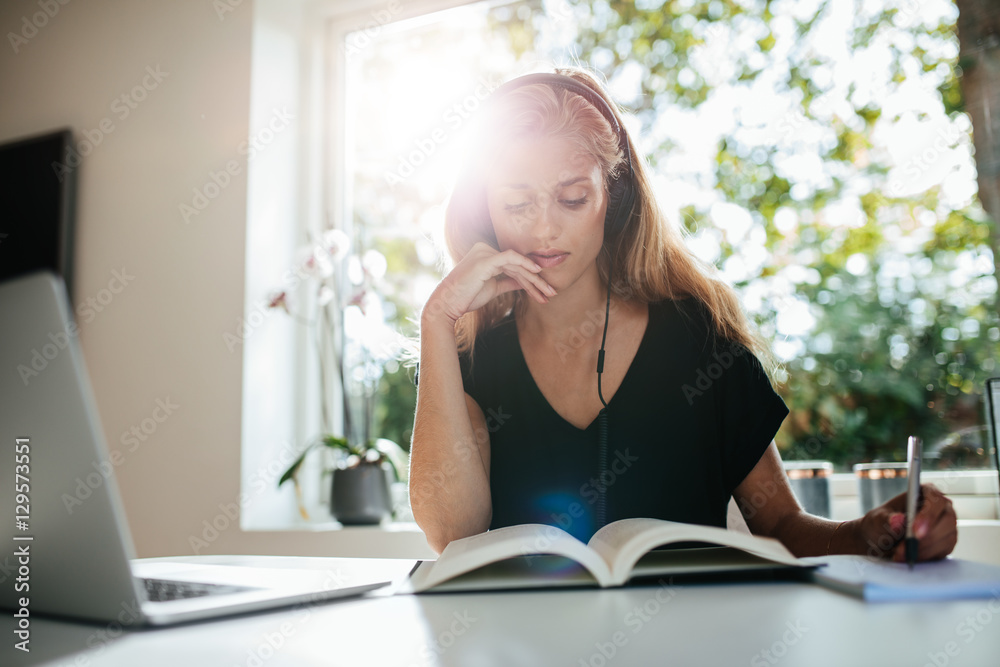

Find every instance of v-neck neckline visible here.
[510,302,653,432]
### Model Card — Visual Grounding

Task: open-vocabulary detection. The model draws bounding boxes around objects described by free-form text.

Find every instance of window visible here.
[242,0,999,529]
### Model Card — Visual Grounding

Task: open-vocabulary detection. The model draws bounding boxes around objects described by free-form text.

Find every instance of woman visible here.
[408,65,957,561]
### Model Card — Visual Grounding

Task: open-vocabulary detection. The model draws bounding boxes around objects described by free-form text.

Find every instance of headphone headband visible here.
[489,73,633,178]
[487,72,637,237]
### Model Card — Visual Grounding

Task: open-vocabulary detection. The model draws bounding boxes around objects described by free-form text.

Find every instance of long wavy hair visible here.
[416,65,779,387]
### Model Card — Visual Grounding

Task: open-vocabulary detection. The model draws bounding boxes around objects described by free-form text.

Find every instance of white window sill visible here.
[827,470,999,521]
[237,475,998,564]
[245,471,999,533]
[249,519,423,533]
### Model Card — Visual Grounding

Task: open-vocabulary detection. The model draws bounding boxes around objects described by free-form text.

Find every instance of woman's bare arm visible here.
[735,442,957,561]
[409,312,493,554]
[733,444,852,557]
[408,242,556,554]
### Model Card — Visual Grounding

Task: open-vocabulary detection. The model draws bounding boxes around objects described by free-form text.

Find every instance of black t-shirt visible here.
[454,296,789,544]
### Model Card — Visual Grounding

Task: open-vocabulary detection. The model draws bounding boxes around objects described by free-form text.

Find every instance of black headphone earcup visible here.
[604,171,636,238]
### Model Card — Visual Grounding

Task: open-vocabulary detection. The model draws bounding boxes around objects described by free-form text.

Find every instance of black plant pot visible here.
[330,462,393,525]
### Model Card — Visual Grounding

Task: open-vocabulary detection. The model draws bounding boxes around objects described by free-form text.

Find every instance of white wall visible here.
[0,0,435,559]
[0,0,251,557]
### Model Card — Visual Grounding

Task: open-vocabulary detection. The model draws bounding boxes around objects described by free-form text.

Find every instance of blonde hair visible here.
[418,65,779,387]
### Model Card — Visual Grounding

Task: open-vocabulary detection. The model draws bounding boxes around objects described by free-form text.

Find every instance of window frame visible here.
[239,0,484,530]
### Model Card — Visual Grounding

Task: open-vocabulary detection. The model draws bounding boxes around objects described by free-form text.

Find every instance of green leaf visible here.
[321,435,350,452]
[278,447,312,488]
[373,437,408,482]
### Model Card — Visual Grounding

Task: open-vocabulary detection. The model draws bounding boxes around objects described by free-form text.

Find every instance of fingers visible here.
[881,488,910,514]
[892,525,958,562]
[498,249,558,296]
[495,271,547,304]
[428,243,561,321]
[915,487,946,538]
[491,251,557,304]
[912,484,948,539]
[462,244,558,307]
[878,482,941,528]
[495,264,549,303]
[498,248,545,274]
[881,513,905,561]
[887,484,958,562]
[887,512,905,537]
[921,519,958,561]
[916,485,958,560]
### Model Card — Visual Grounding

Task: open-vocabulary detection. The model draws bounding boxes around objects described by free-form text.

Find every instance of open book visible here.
[396,518,817,594]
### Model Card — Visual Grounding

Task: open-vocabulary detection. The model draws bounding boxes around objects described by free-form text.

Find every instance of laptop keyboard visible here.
[141,577,256,602]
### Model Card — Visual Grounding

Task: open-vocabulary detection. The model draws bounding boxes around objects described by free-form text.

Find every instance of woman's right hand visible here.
[422,241,558,326]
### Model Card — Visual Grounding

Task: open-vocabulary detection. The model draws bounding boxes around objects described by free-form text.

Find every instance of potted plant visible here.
[268,228,407,524]
[278,435,405,525]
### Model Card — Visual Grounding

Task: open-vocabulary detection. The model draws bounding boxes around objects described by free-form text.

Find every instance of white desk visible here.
[7,554,1000,667]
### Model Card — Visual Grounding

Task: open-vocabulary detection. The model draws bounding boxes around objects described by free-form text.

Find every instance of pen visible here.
[905,435,923,569]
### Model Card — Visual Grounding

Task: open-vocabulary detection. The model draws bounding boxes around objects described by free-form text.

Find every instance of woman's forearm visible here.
[770,511,866,558]
[408,312,492,553]
[769,486,956,562]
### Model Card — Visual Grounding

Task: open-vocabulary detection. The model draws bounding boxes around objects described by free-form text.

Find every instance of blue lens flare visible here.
[529,491,596,544]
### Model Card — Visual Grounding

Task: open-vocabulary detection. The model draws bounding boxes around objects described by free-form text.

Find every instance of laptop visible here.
[0,271,389,626]
[985,376,1000,519]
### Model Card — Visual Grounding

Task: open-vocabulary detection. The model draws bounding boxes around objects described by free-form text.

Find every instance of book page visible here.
[587,517,805,585]
[628,546,806,580]
[408,524,613,592]
[413,554,603,593]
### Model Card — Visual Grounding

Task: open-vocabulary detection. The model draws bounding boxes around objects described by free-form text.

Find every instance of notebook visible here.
[0,271,389,626]
[800,554,1000,602]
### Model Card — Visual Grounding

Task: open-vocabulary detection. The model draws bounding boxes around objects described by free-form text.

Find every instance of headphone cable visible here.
[595,252,612,530]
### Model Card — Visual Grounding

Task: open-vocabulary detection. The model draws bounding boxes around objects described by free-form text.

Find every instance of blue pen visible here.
[905,435,923,569]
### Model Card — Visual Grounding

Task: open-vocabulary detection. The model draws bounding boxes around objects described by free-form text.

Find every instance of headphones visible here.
[487,72,637,238]
[488,72,638,531]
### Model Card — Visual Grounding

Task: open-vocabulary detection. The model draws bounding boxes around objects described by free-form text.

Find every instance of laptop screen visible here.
[0,129,77,298]
[986,377,1000,490]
